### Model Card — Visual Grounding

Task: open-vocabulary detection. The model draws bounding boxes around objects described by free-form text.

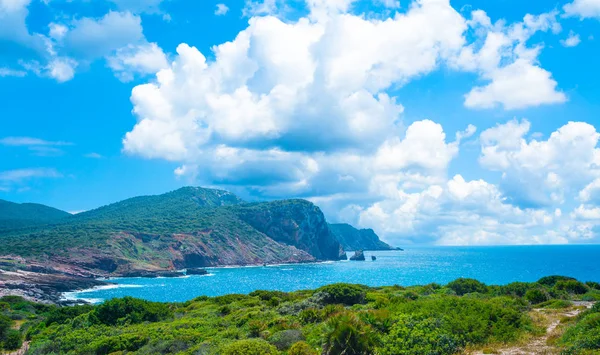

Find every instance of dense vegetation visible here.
[0,199,70,232]
[0,187,246,256]
[0,276,598,354]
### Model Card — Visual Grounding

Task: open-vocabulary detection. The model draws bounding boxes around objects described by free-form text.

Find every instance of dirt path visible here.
[471,301,594,355]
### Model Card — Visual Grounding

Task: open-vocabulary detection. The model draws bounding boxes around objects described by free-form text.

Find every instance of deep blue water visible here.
[67,245,600,303]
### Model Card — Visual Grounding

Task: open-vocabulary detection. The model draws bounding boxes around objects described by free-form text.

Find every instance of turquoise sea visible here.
[67,245,600,303]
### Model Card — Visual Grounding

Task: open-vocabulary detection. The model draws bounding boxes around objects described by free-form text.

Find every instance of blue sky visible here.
[1,0,600,246]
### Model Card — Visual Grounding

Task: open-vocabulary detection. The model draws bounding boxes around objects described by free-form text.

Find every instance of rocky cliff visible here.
[328,223,393,251]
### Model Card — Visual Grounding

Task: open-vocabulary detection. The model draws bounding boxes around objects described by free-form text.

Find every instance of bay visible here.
[67,245,600,303]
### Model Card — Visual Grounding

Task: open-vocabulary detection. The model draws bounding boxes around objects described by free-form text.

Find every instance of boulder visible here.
[186,268,209,276]
[371,255,376,261]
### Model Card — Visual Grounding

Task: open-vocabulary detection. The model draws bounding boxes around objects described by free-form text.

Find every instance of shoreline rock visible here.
[350,250,365,261]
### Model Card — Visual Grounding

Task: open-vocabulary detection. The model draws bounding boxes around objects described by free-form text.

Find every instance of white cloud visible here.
[561,30,581,47]
[456,11,567,110]
[0,137,72,146]
[107,43,169,82]
[63,11,144,59]
[0,168,62,182]
[84,152,103,159]
[564,0,600,19]
[47,57,77,82]
[464,59,567,110]
[0,67,26,77]
[215,3,229,16]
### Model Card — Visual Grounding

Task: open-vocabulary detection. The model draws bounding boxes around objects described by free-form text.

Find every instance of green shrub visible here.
[0,314,12,339]
[269,329,304,350]
[45,304,94,325]
[559,312,600,353]
[555,280,589,295]
[586,281,600,290]
[90,297,173,326]
[447,278,488,296]
[221,339,279,355]
[289,341,317,355]
[525,289,549,305]
[381,315,462,355]
[538,275,576,287]
[499,282,533,297]
[2,329,23,350]
[317,284,366,306]
[323,312,378,355]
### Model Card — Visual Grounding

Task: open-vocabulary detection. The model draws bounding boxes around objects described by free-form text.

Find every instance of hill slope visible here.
[328,223,393,251]
[0,188,344,276]
[0,199,71,231]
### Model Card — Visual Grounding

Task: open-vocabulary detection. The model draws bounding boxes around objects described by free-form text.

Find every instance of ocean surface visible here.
[67,245,600,303]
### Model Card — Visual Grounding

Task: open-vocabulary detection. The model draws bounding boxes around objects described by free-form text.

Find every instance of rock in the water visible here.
[186,268,208,276]
[371,255,376,261]
[349,250,365,261]
[339,251,348,260]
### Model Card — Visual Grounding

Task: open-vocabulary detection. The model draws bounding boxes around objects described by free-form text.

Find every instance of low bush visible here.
[317,284,366,306]
[525,288,549,305]
[555,280,589,295]
[221,339,279,355]
[447,278,488,296]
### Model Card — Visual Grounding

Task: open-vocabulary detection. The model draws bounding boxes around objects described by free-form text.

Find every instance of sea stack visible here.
[350,250,365,261]
[371,255,376,261]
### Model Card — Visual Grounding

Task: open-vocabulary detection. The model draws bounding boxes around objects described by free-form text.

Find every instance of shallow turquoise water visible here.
[68,245,600,303]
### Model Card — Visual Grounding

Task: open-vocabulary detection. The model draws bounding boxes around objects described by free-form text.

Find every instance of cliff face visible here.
[328,223,393,251]
[235,200,345,261]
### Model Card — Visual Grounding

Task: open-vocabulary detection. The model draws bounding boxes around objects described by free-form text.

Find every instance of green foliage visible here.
[537,275,576,287]
[0,199,70,232]
[447,278,488,296]
[2,329,23,350]
[323,312,379,355]
[586,281,600,290]
[381,315,461,355]
[45,304,94,325]
[1,277,596,354]
[555,280,589,295]
[317,283,366,305]
[269,329,304,350]
[525,288,549,304]
[90,297,173,326]
[289,341,317,355]
[559,313,600,353]
[221,339,279,355]
[499,282,534,297]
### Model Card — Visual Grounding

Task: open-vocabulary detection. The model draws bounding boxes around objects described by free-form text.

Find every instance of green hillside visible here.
[0,199,71,232]
[0,187,343,275]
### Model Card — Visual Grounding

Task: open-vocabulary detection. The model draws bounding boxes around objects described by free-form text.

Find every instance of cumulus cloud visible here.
[479,119,600,208]
[215,3,229,16]
[107,43,169,82]
[561,30,582,47]
[455,11,567,110]
[564,0,600,19]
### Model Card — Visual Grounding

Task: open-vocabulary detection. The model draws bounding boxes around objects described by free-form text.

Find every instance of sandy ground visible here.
[470,301,595,355]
